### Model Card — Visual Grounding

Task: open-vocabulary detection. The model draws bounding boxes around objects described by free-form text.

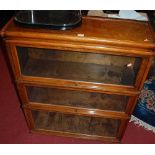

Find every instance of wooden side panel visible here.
[5,43,18,80]
[5,43,22,79]
[22,107,35,130]
[138,56,153,90]
[117,119,129,141]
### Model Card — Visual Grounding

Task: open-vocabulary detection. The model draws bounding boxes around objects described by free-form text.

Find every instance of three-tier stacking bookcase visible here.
[1,16,155,143]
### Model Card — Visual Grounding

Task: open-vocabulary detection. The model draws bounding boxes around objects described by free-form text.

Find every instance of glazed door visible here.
[31,109,121,138]
[15,46,143,87]
[26,85,129,112]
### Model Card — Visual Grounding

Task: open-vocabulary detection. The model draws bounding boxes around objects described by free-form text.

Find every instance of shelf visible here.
[27,86,129,112]
[17,47,142,86]
[32,110,120,137]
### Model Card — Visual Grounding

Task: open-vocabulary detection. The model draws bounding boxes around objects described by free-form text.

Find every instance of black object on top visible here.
[14,10,82,30]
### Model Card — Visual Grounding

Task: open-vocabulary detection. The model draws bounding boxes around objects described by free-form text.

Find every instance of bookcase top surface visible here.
[1,16,155,49]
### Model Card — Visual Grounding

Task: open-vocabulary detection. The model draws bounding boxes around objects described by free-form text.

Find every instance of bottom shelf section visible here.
[31,110,120,138]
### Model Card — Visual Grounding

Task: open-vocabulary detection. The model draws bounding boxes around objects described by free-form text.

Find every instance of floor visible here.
[0,48,155,144]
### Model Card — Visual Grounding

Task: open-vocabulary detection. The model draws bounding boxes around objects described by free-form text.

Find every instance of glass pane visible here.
[27,86,128,112]
[32,110,120,137]
[17,46,141,86]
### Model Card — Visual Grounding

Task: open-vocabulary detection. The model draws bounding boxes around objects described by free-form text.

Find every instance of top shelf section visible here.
[1,16,155,50]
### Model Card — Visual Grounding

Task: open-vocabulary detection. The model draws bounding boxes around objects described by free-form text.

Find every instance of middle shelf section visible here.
[27,85,128,112]
[18,83,136,119]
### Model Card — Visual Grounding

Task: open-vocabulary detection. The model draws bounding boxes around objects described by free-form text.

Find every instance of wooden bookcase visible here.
[1,16,155,143]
